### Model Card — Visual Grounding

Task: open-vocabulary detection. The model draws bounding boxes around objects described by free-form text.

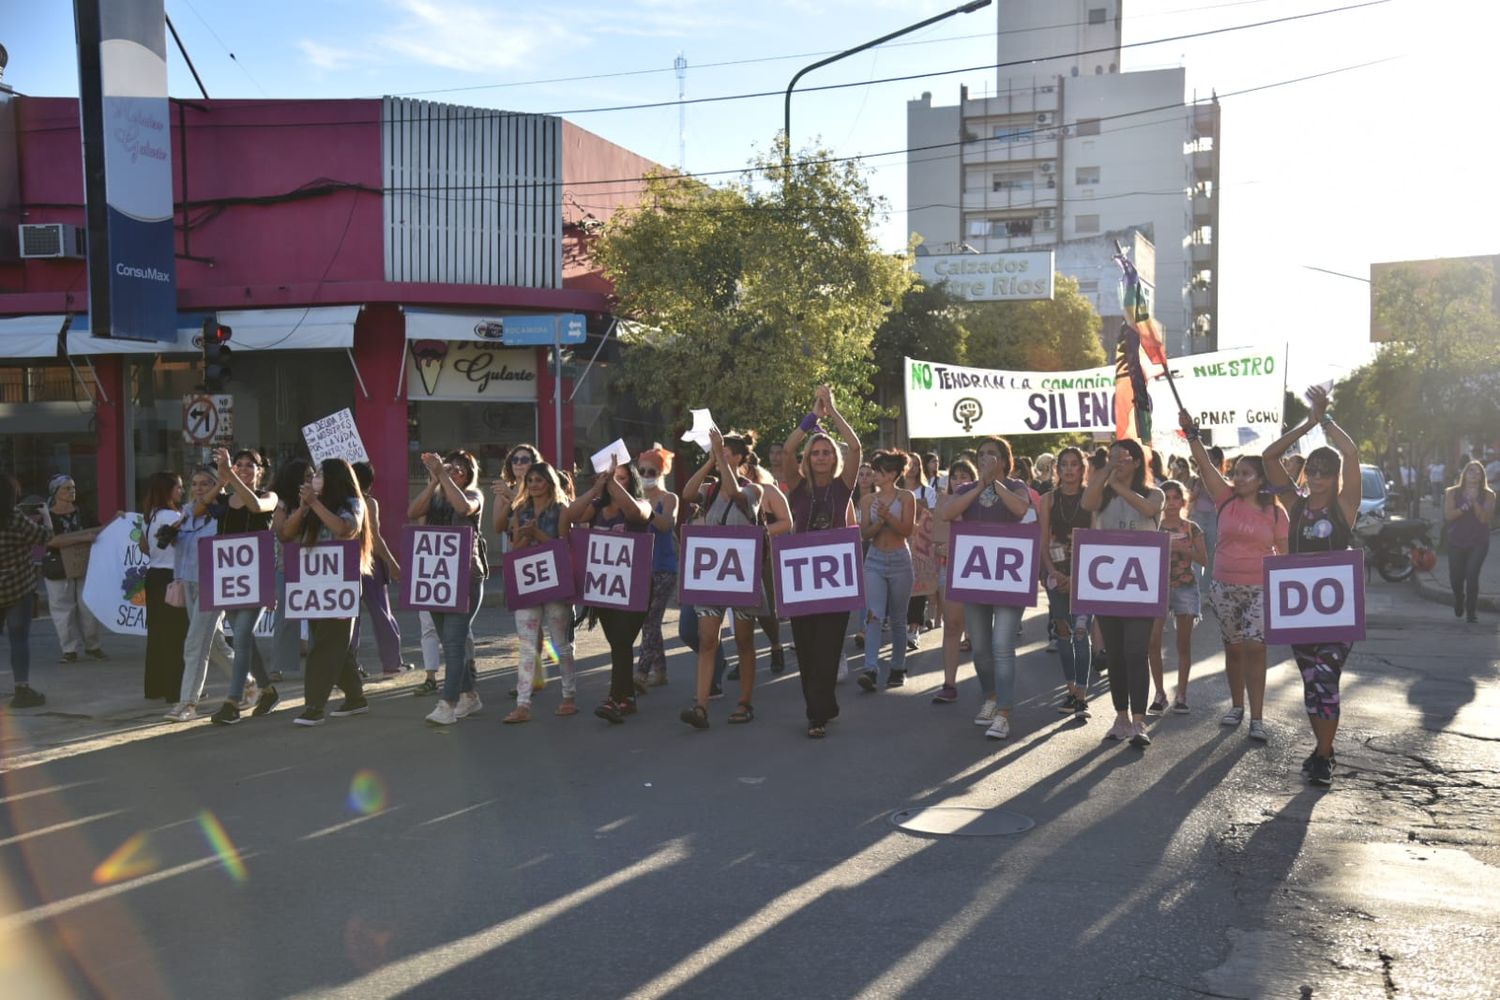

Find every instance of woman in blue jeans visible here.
[1038,446,1094,719]
[857,450,916,691]
[937,436,1033,741]
[207,447,280,726]
[1,475,53,709]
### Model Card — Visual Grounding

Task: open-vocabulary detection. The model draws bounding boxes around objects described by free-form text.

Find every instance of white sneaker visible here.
[239,681,259,711]
[426,701,458,726]
[164,703,196,723]
[1247,719,1269,742]
[973,699,999,726]
[984,714,1011,740]
[455,691,483,718]
[1220,706,1245,727]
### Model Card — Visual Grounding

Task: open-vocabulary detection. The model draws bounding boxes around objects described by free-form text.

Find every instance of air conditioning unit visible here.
[1040,162,1055,173]
[19,224,85,259]
[1042,220,1054,231]
[1036,113,1052,125]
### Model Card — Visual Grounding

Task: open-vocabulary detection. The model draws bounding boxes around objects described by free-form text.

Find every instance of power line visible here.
[175,0,268,96]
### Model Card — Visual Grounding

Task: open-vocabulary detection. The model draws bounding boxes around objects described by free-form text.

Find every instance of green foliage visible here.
[963,274,1107,372]
[597,143,911,443]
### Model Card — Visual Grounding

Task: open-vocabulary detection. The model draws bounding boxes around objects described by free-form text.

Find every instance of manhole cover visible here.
[890,806,1034,837]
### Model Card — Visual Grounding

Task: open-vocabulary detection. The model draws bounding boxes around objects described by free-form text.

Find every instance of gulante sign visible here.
[913,251,1055,302]
[406,340,538,402]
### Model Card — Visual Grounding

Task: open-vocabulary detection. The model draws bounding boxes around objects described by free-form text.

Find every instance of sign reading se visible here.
[502,539,576,609]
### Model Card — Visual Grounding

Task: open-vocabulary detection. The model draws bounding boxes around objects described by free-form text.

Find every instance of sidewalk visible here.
[1405,496,1500,613]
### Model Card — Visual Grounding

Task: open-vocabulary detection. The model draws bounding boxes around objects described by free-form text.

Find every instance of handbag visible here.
[61,543,91,580]
[165,580,189,608]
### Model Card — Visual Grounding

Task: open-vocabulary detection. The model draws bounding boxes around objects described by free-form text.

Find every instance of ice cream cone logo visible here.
[411,340,449,396]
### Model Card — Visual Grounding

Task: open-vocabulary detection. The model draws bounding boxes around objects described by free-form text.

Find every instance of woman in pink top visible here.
[1180,410,1289,743]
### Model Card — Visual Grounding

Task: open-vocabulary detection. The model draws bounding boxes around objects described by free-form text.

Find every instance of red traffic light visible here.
[202,318,232,346]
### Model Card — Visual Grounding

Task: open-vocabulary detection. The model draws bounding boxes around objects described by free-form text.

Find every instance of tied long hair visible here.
[300,458,374,575]
[142,472,182,522]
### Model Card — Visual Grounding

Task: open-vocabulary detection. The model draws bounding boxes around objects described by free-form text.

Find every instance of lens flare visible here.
[92,832,158,885]
[542,639,559,664]
[196,810,248,884]
[347,770,387,815]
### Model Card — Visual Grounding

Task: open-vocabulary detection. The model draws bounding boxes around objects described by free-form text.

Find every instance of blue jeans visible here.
[226,608,271,701]
[272,567,303,676]
[678,603,727,688]
[964,602,1023,709]
[433,576,484,703]
[1195,507,1218,598]
[3,593,35,685]
[1046,586,1092,689]
[863,546,914,680]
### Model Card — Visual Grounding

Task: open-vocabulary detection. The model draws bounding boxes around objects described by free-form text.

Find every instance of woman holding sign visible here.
[568,457,654,725]
[1263,388,1363,784]
[1182,411,1289,744]
[783,387,862,738]
[167,469,235,722]
[634,447,679,690]
[1038,447,1095,720]
[937,436,1032,741]
[857,450,917,691]
[1443,461,1494,624]
[286,459,373,725]
[208,448,280,726]
[1081,440,1165,748]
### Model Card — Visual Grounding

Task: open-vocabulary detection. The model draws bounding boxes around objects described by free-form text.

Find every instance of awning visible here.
[0,306,360,359]
[404,307,587,345]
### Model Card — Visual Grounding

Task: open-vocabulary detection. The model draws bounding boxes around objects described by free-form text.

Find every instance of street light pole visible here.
[782,0,991,170]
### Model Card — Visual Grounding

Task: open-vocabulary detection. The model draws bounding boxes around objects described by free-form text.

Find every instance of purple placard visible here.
[569,529,654,613]
[1263,549,1366,644]
[283,540,362,619]
[678,525,764,608]
[401,524,474,614]
[944,522,1041,607]
[772,527,865,617]
[502,538,576,610]
[1069,529,1169,617]
[197,531,276,611]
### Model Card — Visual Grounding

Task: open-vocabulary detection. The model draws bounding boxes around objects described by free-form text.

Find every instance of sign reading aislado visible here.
[196,532,275,611]
[301,409,370,467]
[945,523,1041,607]
[1070,530,1170,617]
[904,346,1286,439]
[1262,550,1366,644]
[679,526,764,608]
[502,539,576,610]
[772,527,865,617]
[283,541,362,619]
[81,514,149,636]
[570,530,654,613]
[401,525,474,614]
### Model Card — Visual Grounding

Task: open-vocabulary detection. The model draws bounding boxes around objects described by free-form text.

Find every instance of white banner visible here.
[904,346,1285,439]
[82,514,149,636]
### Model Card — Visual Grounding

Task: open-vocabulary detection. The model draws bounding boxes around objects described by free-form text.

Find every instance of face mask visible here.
[640,476,660,491]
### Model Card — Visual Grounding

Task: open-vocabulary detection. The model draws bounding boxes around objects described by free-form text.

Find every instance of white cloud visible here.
[298,39,364,72]
[375,0,570,72]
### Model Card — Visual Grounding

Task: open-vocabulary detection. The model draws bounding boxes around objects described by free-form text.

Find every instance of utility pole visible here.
[674,52,687,172]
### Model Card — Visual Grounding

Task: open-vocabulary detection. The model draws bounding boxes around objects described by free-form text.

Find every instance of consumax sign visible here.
[913,251,1054,302]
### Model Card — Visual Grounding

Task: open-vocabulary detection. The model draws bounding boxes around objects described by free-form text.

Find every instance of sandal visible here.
[728,703,755,724]
[807,723,827,739]
[633,674,649,695]
[554,698,578,717]
[679,704,710,730]
[503,705,532,724]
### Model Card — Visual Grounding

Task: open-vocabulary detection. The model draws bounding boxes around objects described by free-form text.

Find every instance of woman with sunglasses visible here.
[140,471,187,702]
[1263,387,1362,784]
[207,447,281,725]
[633,447,679,690]
[486,443,547,698]
[166,468,236,722]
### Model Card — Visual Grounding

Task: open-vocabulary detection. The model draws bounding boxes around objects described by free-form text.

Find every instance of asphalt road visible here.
[2,578,1496,1000]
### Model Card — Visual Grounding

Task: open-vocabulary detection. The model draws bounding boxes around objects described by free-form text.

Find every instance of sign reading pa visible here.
[502,539,575,610]
[401,525,474,614]
[1070,529,1169,617]
[283,541,362,620]
[1263,550,1366,644]
[197,531,275,612]
[945,522,1041,607]
[571,529,654,612]
[679,526,763,608]
[773,527,864,616]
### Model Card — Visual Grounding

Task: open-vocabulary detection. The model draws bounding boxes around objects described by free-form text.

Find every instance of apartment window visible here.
[1075,214,1100,234]
[1088,7,1107,25]
[1075,166,1100,186]
[1006,218,1034,237]
[1077,118,1101,136]
[967,219,990,238]
[992,171,1033,192]
[1077,280,1099,294]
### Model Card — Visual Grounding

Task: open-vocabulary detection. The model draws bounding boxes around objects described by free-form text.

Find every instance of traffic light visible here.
[201,317,232,391]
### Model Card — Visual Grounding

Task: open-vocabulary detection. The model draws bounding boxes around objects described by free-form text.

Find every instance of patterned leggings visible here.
[636,571,676,675]
[515,602,576,706]
[1292,642,1349,720]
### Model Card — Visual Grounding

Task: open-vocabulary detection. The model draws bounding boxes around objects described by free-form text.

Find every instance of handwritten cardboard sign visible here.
[502,539,576,610]
[283,541,362,620]
[945,522,1041,607]
[301,408,369,466]
[772,527,864,616]
[1263,549,1366,644]
[570,529,654,612]
[197,531,276,612]
[1070,529,1169,617]
[400,524,474,613]
[679,525,764,608]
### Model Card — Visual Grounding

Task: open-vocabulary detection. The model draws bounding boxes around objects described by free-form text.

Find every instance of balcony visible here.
[1192,148,1214,181]
[1189,241,1212,268]
[1192,192,1214,226]
[1191,104,1218,140]
[1191,286,1212,313]
[961,134,1059,168]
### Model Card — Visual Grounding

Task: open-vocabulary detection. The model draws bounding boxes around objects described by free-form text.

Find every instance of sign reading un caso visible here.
[913,251,1054,303]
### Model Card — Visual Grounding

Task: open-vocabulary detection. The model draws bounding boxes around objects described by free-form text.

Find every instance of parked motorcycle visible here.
[1353,512,1436,583]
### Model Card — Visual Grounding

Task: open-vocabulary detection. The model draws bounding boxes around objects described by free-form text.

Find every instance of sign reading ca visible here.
[773,527,864,617]
[945,522,1041,607]
[1070,529,1169,617]
[1263,550,1366,644]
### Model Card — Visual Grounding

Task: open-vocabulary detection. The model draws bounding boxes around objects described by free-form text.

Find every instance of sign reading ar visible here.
[1070,529,1169,617]
[1263,550,1366,644]
[945,522,1040,607]
[679,525,763,608]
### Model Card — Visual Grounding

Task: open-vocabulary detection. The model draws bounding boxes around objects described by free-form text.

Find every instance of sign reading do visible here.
[1263,550,1366,644]
[1069,529,1169,617]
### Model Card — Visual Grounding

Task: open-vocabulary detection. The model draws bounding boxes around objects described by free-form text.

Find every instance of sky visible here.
[7,0,1496,389]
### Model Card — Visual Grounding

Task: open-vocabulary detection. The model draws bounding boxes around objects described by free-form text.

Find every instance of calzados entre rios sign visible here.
[904,346,1285,438]
[913,251,1055,302]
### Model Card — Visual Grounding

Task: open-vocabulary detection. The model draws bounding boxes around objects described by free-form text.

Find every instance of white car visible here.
[1359,464,1388,517]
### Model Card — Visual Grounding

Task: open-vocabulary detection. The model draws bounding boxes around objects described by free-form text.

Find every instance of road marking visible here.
[0,781,99,805]
[301,807,403,841]
[0,811,126,848]
[0,854,238,932]
[416,799,497,828]
[240,765,298,782]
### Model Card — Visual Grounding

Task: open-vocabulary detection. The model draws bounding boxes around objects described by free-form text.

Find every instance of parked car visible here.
[1359,464,1388,517]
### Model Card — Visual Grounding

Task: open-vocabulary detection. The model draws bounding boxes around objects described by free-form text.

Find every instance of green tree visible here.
[870,279,969,430]
[597,144,911,442]
[963,274,1106,372]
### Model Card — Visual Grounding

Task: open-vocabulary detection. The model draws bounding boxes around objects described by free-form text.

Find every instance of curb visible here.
[1411,571,1500,614]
